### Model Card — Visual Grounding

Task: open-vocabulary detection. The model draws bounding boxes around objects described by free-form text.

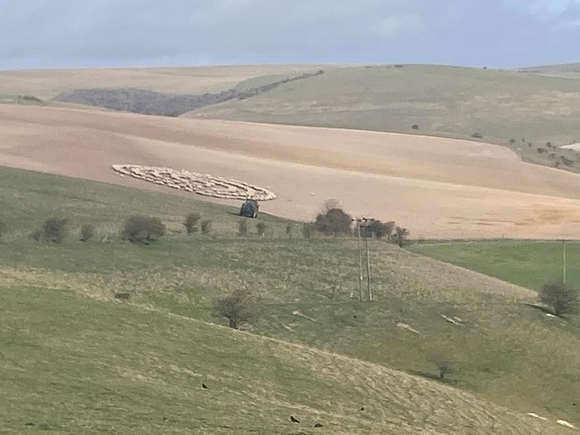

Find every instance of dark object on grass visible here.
[202,383,208,389]
[314,423,324,427]
[240,198,259,218]
[114,292,131,301]
[290,416,300,423]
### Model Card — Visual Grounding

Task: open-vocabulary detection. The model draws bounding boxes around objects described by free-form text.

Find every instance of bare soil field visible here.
[3,104,580,239]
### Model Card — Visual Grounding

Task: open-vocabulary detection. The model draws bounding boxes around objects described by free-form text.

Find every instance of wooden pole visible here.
[357,222,363,301]
[365,227,372,301]
[563,240,567,284]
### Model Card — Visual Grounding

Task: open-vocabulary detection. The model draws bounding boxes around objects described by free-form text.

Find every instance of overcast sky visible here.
[0,0,579,70]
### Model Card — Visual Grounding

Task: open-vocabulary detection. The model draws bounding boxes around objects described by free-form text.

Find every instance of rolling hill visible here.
[3,104,580,238]
[0,165,578,433]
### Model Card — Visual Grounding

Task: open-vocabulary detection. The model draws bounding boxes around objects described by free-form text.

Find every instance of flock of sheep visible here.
[112,164,277,201]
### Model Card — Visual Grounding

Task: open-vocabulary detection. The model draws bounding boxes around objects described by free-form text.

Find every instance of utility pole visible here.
[356,220,364,301]
[365,223,372,301]
[563,239,567,284]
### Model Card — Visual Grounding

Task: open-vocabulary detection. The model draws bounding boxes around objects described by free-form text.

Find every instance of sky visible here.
[0,0,579,70]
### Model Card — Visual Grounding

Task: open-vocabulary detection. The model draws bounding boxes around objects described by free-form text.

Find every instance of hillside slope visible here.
[186,64,580,157]
[3,105,580,238]
[1,167,580,426]
[1,286,568,434]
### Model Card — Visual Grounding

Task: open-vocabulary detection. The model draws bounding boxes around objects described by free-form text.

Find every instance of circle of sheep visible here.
[112,164,276,201]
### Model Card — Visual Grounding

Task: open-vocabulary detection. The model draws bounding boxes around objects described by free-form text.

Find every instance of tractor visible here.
[240,198,259,218]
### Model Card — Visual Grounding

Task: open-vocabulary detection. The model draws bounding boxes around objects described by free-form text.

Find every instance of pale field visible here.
[3,104,580,238]
[0,64,327,99]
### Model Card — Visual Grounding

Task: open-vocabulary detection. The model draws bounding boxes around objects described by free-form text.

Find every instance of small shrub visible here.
[360,219,395,240]
[522,137,526,143]
[471,132,483,139]
[30,229,44,242]
[537,147,545,154]
[122,215,165,244]
[509,138,516,145]
[431,354,455,380]
[394,226,409,248]
[539,282,578,317]
[302,223,314,239]
[546,141,553,148]
[184,213,201,234]
[238,219,248,236]
[79,224,95,242]
[256,222,267,237]
[201,219,213,235]
[0,220,6,239]
[412,124,420,130]
[36,217,68,243]
[286,223,293,239]
[213,288,258,329]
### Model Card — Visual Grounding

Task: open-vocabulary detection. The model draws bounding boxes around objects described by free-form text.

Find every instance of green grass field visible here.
[0,166,579,433]
[409,240,580,294]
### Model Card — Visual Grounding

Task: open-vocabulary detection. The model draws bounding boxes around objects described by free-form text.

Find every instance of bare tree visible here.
[394,226,409,247]
[79,224,95,242]
[430,354,455,380]
[238,219,248,236]
[0,220,6,240]
[213,288,258,329]
[201,219,213,235]
[539,282,579,317]
[256,222,267,237]
[33,217,69,243]
[184,213,201,234]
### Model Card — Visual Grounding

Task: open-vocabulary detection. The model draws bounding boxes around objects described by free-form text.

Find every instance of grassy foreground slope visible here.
[1,287,563,435]
[1,166,579,430]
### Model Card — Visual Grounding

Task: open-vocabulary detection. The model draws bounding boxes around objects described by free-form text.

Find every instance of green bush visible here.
[121,215,165,244]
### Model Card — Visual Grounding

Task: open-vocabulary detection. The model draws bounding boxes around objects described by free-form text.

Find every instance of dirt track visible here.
[2,104,580,239]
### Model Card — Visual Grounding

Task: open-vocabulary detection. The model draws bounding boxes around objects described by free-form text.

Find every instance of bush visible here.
[431,354,455,380]
[302,223,314,239]
[394,226,409,247]
[314,207,352,236]
[184,213,201,234]
[509,138,516,145]
[201,219,213,235]
[256,222,267,237]
[360,220,395,240]
[238,219,248,236]
[471,132,483,139]
[33,217,69,243]
[0,220,6,239]
[537,147,545,154]
[121,215,165,243]
[412,124,420,130]
[79,224,95,242]
[539,282,578,317]
[286,223,293,239]
[213,288,258,329]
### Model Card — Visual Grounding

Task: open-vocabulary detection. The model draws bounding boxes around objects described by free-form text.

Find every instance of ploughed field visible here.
[3,104,580,238]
